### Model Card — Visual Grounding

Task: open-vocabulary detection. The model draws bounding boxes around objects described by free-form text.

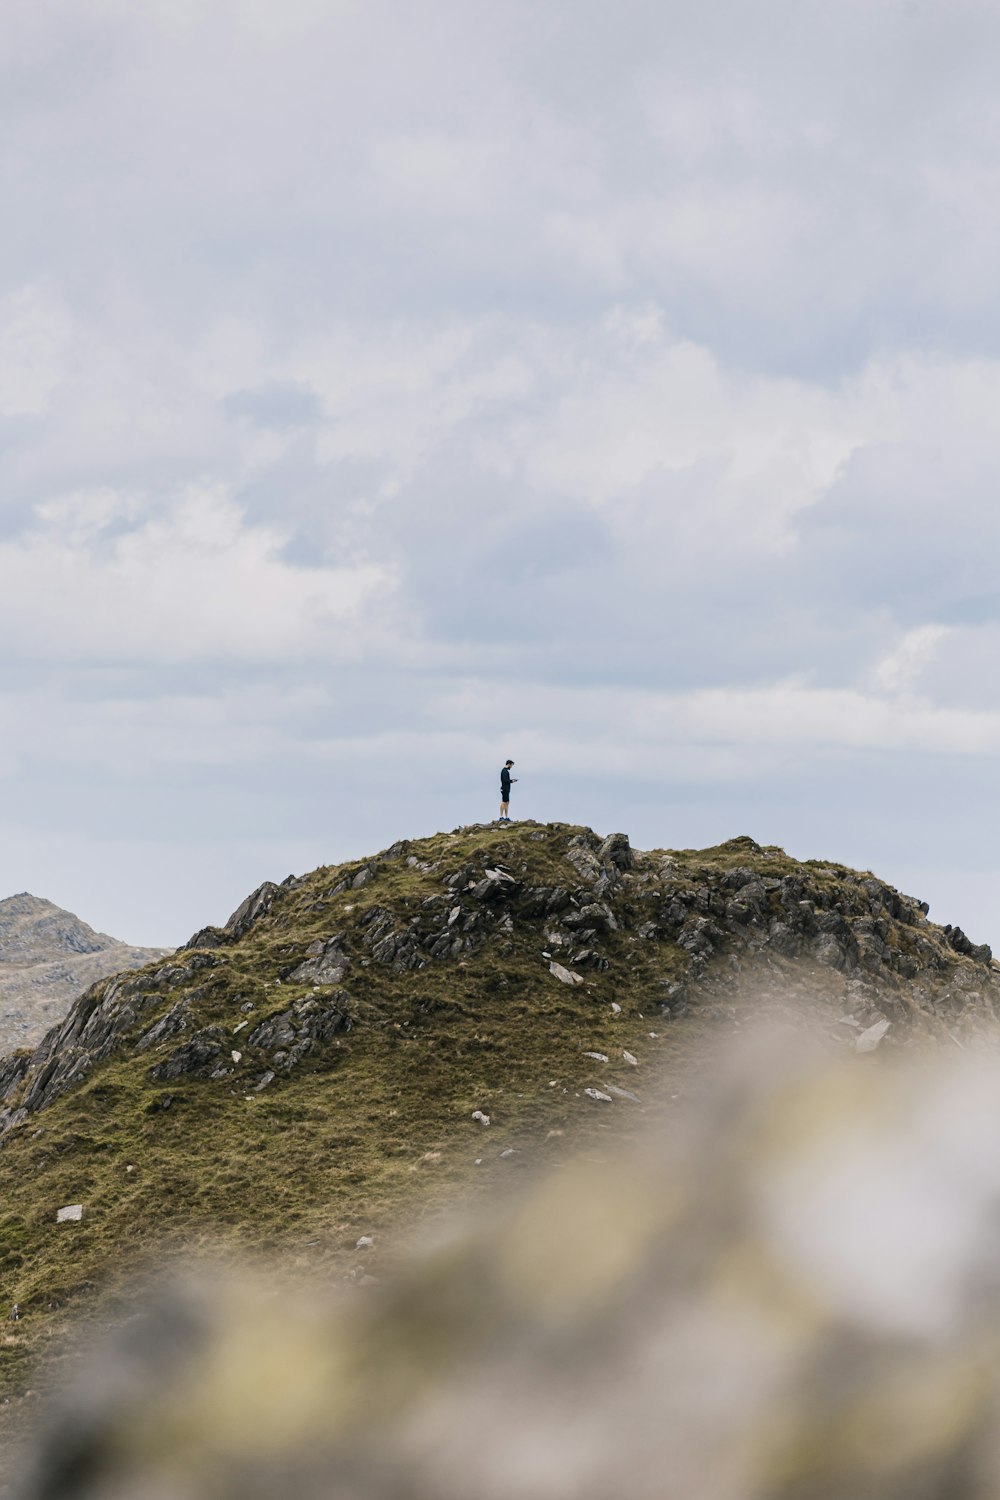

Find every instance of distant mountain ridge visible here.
[0,893,171,1056]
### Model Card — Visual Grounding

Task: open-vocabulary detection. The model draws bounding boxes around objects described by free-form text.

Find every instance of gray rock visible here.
[221,882,283,943]
[814,936,849,970]
[565,837,601,883]
[678,918,721,956]
[0,1053,29,1104]
[473,872,520,904]
[572,902,618,934]
[360,907,425,972]
[549,962,583,986]
[569,949,609,972]
[135,1001,190,1054]
[598,832,634,872]
[855,1017,891,1053]
[149,1028,226,1081]
[766,920,801,957]
[247,993,351,1069]
[184,926,227,950]
[286,938,350,986]
[944,925,993,964]
[247,1011,296,1051]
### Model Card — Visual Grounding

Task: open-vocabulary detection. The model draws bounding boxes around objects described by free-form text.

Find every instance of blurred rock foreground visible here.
[4,823,1000,1497]
[15,1031,1000,1500]
[0,894,171,1056]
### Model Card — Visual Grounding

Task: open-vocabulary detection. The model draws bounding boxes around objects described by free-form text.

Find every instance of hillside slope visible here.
[16,1041,1000,1500]
[0,895,172,1056]
[0,822,997,1408]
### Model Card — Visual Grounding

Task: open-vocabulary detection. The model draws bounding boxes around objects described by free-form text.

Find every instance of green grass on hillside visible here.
[0,824,686,1401]
[0,821,991,1418]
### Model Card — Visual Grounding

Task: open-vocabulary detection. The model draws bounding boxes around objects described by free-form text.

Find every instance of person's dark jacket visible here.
[501,767,511,798]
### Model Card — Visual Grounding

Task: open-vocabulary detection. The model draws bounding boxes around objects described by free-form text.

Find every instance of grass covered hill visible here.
[0,821,997,1409]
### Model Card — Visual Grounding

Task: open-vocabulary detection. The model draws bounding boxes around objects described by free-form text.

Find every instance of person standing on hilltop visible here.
[499,760,517,822]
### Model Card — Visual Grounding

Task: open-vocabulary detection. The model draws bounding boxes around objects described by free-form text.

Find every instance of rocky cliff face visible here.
[0,894,171,1057]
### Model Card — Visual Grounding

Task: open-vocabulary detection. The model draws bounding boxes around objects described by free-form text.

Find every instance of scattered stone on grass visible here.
[856,1018,891,1053]
[56,1204,83,1223]
[584,1088,613,1103]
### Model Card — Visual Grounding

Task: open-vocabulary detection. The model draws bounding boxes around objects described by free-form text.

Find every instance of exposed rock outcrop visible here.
[1,825,996,1137]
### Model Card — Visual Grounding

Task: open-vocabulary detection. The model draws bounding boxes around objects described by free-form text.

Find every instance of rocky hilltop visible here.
[0,823,997,1422]
[0,894,171,1057]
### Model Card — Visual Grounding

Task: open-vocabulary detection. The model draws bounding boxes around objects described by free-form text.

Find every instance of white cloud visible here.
[870,626,952,697]
[0,286,72,417]
[5,0,1000,940]
[503,321,869,554]
[0,488,391,663]
[413,676,1000,780]
[0,677,332,779]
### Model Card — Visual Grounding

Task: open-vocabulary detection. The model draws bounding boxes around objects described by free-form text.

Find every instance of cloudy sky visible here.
[3,0,1000,946]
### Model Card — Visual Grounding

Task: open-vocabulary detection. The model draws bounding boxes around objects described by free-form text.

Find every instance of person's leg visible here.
[500,801,508,820]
